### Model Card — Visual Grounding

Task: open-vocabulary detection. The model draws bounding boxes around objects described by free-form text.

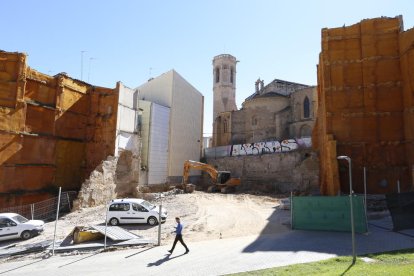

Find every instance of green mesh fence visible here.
[292,196,368,233]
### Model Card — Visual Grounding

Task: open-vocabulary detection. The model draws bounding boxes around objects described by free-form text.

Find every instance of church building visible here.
[212,54,318,147]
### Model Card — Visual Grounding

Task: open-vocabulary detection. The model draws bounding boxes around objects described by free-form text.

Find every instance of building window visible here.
[230,67,234,84]
[303,96,310,118]
[223,119,228,133]
[215,67,220,83]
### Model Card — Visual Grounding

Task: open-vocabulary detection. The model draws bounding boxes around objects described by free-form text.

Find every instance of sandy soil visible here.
[0,191,290,257]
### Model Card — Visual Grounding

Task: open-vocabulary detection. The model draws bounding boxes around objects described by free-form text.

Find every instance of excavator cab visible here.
[217,171,231,184]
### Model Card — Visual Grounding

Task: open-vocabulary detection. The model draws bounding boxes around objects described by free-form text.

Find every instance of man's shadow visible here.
[147,253,186,267]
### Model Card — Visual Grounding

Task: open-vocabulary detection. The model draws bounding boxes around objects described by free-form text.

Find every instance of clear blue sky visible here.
[2,1,413,135]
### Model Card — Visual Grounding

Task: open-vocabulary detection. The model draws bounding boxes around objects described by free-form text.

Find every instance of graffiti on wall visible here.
[230,138,311,157]
[204,138,312,159]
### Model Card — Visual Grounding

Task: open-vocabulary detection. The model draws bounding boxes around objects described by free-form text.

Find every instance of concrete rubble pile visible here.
[73,156,117,209]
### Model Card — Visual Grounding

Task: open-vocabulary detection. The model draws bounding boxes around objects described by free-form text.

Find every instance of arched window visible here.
[223,119,228,133]
[230,67,234,83]
[215,67,220,83]
[303,96,310,118]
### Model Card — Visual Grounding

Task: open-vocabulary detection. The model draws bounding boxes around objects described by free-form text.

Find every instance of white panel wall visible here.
[115,82,139,157]
[169,71,203,177]
[147,103,170,185]
[118,105,136,133]
[136,72,173,108]
[117,131,139,151]
[118,83,136,108]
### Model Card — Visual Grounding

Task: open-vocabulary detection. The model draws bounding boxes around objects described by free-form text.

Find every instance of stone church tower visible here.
[212,54,238,120]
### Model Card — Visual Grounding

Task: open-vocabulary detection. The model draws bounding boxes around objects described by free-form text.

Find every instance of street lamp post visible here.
[158,194,164,246]
[337,155,356,264]
[104,201,109,250]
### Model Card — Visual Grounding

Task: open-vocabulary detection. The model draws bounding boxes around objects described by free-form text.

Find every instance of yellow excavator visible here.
[180,160,241,193]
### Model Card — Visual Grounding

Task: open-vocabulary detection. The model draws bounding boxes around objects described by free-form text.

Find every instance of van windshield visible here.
[12,215,29,223]
[141,200,155,210]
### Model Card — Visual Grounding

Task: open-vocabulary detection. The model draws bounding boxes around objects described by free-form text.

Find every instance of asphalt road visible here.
[0,216,413,276]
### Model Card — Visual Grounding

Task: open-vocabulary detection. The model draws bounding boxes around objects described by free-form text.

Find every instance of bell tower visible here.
[212,54,237,120]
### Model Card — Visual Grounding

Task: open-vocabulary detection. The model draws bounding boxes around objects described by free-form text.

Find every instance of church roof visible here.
[244,78,311,101]
[245,91,287,101]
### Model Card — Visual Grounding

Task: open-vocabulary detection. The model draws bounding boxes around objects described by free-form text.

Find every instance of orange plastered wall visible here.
[400,28,414,182]
[315,16,413,195]
[0,51,118,207]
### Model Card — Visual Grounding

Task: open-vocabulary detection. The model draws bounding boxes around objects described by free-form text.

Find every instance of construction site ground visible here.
[2,191,414,275]
[0,191,286,258]
[1,206,414,275]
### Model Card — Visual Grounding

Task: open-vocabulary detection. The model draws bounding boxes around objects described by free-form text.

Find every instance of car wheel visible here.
[109,218,119,226]
[147,216,158,226]
[21,230,32,240]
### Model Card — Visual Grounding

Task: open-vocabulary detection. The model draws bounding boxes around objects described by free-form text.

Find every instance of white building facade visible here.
[137,70,204,183]
[138,100,170,185]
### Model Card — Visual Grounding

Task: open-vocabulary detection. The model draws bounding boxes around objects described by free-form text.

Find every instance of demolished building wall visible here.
[207,149,319,194]
[315,16,414,195]
[0,51,119,208]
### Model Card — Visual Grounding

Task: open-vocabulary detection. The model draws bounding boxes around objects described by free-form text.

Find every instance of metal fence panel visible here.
[292,195,368,233]
[0,191,77,221]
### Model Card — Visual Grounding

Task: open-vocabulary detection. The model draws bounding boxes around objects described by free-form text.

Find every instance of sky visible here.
[2,1,413,136]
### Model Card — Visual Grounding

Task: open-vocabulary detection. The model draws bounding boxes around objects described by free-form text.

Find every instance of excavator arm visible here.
[181,160,241,193]
[182,160,218,185]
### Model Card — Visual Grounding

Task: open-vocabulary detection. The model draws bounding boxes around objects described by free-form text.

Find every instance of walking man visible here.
[168,217,189,254]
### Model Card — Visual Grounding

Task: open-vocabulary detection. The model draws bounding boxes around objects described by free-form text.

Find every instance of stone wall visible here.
[73,149,140,208]
[206,149,319,194]
[243,96,290,143]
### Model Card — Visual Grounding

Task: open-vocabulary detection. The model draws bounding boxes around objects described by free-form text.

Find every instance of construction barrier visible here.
[0,191,77,221]
[386,192,414,231]
[292,195,368,233]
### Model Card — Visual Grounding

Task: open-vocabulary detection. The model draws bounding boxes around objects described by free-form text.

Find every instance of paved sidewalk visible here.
[0,216,413,276]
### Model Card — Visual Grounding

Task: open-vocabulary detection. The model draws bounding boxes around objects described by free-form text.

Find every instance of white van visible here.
[106,198,167,226]
[0,213,44,241]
